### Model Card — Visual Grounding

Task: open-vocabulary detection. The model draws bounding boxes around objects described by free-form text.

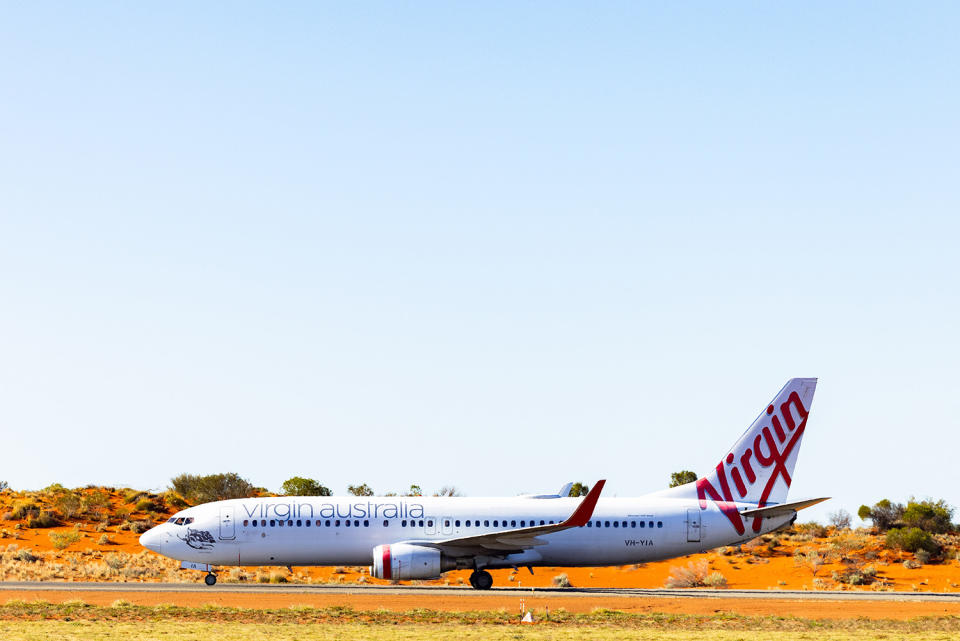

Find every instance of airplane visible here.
[140,378,826,589]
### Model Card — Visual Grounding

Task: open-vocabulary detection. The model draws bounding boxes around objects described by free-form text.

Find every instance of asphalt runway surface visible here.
[2,581,959,602]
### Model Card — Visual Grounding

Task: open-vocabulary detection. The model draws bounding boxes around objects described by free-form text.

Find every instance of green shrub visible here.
[170,473,255,505]
[48,529,82,550]
[53,492,83,519]
[281,477,332,496]
[27,511,60,528]
[9,501,39,520]
[902,499,953,534]
[135,498,159,512]
[885,527,940,554]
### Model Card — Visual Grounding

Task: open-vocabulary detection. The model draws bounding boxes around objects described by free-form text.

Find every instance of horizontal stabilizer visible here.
[738,497,830,519]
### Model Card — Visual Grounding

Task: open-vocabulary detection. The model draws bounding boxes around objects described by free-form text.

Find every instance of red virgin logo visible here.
[695,391,809,535]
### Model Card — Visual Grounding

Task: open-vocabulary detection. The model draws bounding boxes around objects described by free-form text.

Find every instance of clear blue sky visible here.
[2,2,958,524]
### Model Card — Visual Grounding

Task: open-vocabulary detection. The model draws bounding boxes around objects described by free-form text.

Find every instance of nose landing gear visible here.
[468,569,493,590]
[204,572,217,586]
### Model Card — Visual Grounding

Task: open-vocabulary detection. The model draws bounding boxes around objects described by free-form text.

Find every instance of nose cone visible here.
[139,526,164,554]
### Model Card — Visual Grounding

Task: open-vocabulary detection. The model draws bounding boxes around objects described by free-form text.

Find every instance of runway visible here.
[2,581,959,600]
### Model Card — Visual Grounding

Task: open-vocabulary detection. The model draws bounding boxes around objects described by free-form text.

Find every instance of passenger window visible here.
[383,520,388,527]
[455,520,460,527]
[640,521,645,528]
[270,520,276,527]
[658,521,663,528]
[335,520,340,527]
[587,521,592,527]
[325,520,330,527]
[511,520,516,527]
[345,520,350,527]
[604,521,610,527]
[445,520,450,527]
[540,520,545,525]
[484,520,489,527]
[493,520,498,527]
[316,520,321,526]
[649,521,654,528]
[296,520,302,527]
[363,520,368,527]
[613,521,619,528]
[402,520,407,527]
[464,521,469,527]
[287,520,293,527]
[427,520,433,527]
[305,520,311,527]
[419,520,424,527]
[631,521,636,528]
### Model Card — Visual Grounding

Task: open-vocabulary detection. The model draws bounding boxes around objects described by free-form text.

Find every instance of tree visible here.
[569,482,590,497]
[347,483,374,497]
[170,473,256,505]
[858,499,904,531]
[281,477,332,497]
[828,509,852,530]
[405,485,422,497]
[434,486,462,497]
[669,470,698,488]
[0,480,8,492]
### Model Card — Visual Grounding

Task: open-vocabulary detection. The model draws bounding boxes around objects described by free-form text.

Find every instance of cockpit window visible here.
[174,518,185,525]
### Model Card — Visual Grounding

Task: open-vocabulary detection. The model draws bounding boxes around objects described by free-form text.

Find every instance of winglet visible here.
[562,480,605,527]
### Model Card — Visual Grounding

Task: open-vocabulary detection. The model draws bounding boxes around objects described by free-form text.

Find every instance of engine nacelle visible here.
[370,543,452,580]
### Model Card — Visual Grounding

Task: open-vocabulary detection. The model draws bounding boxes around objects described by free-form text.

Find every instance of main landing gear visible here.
[468,569,493,590]
[204,572,217,586]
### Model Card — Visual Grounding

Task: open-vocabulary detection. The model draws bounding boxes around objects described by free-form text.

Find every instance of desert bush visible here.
[794,522,827,538]
[280,477,332,496]
[134,498,160,513]
[103,553,125,571]
[903,558,921,569]
[552,573,572,588]
[902,499,953,534]
[48,529,82,550]
[170,473,255,504]
[886,527,940,554]
[53,492,83,520]
[269,571,288,583]
[128,520,152,534]
[161,492,189,510]
[97,534,111,545]
[915,549,932,565]
[9,500,39,520]
[665,560,710,588]
[15,548,39,563]
[82,491,111,519]
[27,511,60,528]
[124,490,147,504]
[794,549,826,577]
[703,571,728,587]
[828,509,852,530]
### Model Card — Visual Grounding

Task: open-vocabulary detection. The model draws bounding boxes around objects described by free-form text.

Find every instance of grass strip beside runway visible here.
[1,621,960,641]
[1,600,959,636]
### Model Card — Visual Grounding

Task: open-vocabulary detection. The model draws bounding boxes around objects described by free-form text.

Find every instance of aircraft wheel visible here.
[204,573,217,586]
[468,572,478,589]
[473,570,493,590]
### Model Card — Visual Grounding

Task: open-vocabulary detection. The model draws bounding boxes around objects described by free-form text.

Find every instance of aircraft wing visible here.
[408,480,605,554]
[738,497,830,519]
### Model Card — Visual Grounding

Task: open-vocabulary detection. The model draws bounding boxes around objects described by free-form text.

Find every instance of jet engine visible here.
[370,543,455,580]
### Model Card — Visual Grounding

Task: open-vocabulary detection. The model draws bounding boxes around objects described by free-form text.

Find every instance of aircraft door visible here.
[219,505,236,540]
[686,508,701,543]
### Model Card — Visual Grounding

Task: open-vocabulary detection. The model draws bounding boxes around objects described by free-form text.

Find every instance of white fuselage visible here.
[144,495,791,570]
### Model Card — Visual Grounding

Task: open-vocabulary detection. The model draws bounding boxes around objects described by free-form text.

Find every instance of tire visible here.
[204,573,217,586]
[473,570,493,590]
[468,572,478,589]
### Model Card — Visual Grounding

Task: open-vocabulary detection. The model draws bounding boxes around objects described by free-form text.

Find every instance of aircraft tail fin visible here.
[654,378,817,533]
